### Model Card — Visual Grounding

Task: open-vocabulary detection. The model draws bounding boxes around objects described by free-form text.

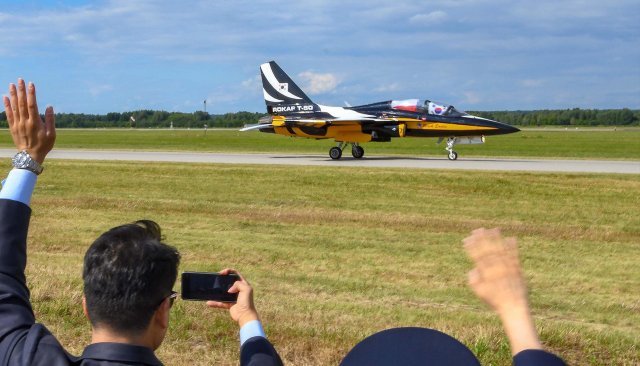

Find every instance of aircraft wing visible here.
[241,117,391,132]
[293,117,390,124]
[239,123,274,131]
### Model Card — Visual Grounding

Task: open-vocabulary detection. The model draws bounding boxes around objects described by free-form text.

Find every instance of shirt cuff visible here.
[0,169,38,206]
[239,320,266,346]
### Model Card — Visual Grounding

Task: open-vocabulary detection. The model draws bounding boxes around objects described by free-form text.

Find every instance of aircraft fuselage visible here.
[243,61,520,160]
[265,101,519,144]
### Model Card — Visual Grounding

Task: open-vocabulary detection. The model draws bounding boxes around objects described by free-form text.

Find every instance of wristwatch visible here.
[12,150,44,175]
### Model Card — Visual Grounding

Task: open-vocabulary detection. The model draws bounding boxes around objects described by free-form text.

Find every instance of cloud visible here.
[462,91,482,105]
[1,0,639,112]
[409,11,447,25]
[241,75,261,91]
[88,84,114,97]
[521,79,544,88]
[374,83,401,93]
[297,71,340,94]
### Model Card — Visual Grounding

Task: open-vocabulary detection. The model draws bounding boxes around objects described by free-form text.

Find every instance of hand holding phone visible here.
[204,268,260,328]
[181,272,240,302]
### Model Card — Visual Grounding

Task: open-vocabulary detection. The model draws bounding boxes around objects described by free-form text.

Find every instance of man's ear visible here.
[82,296,89,319]
[154,298,170,330]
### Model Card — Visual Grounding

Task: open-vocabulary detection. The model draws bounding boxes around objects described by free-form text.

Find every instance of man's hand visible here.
[463,227,527,314]
[206,269,260,328]
[3,79,56,164]
[463,228,542,355]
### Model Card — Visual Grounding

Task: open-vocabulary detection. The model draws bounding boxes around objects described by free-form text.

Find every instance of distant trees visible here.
[469,108,639,126]
[0,108,638,128]
[0,110,266,128]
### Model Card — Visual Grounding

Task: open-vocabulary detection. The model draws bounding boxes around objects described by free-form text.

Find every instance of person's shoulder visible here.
[513,349,566,366]
[3,323,76,365]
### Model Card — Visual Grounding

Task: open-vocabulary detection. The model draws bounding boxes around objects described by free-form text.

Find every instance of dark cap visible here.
[341,327,480,366]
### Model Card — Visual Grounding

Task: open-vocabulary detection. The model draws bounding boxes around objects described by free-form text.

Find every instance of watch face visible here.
[13,152,39,172]
[16,154,28,165]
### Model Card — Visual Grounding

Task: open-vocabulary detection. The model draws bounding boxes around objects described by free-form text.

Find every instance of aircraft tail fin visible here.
[260,61,313,110]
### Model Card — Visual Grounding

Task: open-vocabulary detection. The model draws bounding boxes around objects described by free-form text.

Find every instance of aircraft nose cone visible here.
[482,117,520,135]
[464,115,520,135]
[501,123,520,134]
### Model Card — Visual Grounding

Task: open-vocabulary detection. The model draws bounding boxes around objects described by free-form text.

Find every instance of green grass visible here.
[23,160,640,365]
[2,127,640,159]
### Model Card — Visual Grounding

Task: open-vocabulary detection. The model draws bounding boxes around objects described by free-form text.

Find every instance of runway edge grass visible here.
[2,128,640,159]
[25,161,640,365]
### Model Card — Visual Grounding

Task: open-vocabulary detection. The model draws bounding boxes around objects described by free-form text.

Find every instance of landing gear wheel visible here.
[448,151,458,160]
[352,146,365,159]
[329,147,343,160]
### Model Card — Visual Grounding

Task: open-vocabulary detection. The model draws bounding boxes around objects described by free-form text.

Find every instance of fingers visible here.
[27,81,40,124]
[3,96,13,128]
[8,83,18,130]
[464,227,516,262]
[44,105,56,138]
[219,268,248,283]
[464,227,499,261]
[468,268,481,287]
[206,300,233,309]
[228,279,251,295]
[16,79,28,123]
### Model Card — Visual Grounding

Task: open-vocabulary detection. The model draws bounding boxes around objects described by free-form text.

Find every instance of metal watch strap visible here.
[12,150,44,175]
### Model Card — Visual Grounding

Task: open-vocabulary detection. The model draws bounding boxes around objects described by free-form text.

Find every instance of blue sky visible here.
[1,0,638,114]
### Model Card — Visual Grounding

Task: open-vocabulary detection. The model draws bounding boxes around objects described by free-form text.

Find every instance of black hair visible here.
[83,220,180,335]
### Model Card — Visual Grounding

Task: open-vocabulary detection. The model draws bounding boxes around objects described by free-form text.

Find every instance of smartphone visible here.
[181,272,239,302]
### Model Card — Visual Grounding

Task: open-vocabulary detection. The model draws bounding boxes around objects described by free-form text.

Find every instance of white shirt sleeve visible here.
[0,169,38,206]
[239,320,267,346]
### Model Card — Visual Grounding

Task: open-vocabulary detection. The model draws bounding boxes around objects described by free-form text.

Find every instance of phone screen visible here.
[181,272,239,302]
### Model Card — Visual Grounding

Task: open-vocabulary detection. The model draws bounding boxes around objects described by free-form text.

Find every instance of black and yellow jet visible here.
[241,61,520,160]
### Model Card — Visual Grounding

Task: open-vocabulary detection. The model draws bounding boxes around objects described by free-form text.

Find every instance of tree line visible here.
[0,110,265,128]
[468,108,639,126]
[0,108,638,128]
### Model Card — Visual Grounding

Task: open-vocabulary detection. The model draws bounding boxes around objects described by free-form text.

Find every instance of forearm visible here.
[498,305,543,355]
[0,196,36,338]
[0,168,36,273]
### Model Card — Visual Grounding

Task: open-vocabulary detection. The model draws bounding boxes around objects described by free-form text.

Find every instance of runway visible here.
[1,149,638,174]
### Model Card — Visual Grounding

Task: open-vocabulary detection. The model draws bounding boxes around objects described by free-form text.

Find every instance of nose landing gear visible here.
[445,137,458,160]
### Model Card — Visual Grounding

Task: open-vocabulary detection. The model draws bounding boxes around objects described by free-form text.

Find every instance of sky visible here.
[0,0,638,114]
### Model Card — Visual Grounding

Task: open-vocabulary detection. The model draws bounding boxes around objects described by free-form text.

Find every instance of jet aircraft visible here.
[241,61,519,160]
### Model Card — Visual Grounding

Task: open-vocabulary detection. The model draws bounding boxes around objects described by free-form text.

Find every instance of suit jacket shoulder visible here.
[513,349,566,366]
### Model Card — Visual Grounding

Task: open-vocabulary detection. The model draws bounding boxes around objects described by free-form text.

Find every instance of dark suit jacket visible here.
[0,199,283,366]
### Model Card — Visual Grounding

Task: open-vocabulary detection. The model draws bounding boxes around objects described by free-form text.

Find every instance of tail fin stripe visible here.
[260,63,303,100]
[263,89,283,103]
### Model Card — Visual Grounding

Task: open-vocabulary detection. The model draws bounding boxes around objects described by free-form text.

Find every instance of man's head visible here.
[83,220,180,346]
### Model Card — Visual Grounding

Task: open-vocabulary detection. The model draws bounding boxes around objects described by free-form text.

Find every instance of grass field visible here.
[1,127,640,159]
[23,160,639,365]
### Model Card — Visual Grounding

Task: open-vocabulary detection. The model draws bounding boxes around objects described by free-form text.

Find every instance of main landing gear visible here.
[329,142,364,160]
[445,137,458,161]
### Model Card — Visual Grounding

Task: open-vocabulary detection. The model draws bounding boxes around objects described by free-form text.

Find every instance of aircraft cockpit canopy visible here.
[390,99,465,117]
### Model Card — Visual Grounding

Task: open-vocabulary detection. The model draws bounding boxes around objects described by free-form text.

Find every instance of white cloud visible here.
[297,71,340,94]
[462,91,482,104]
[521,79,544,88]
[409,11,447,24]
[374,83,401,93]
[88,84,113,97]
[1,0,639,112]
[241,75,261,91]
